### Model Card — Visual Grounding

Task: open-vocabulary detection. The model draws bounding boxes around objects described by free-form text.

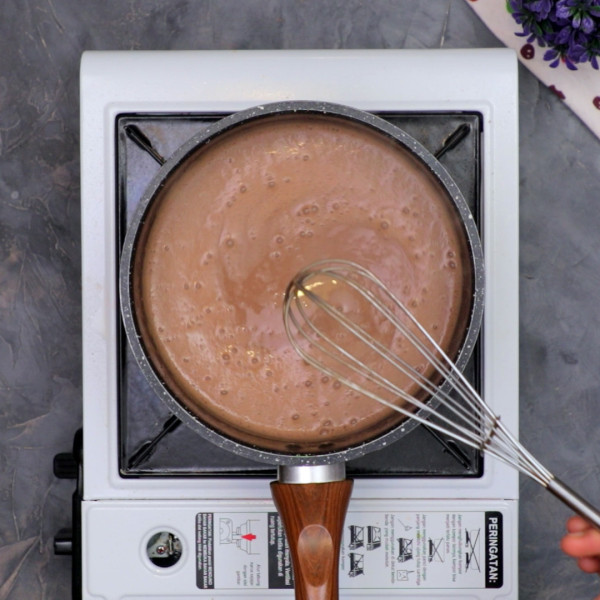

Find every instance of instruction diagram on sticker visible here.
[218,517,261,555]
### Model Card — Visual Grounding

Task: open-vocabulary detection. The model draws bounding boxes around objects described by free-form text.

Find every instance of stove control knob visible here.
[54,528,73,555]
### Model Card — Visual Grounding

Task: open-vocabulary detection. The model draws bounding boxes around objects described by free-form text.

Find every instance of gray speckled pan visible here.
[119,100,484,467]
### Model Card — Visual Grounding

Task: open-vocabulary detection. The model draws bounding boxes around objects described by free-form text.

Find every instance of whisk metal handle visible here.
[547,477,600,530]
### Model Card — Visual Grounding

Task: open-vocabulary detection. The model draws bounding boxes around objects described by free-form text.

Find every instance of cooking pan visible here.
[119,101,484,599]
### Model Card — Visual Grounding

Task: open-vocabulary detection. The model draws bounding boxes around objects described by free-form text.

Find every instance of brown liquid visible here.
[132,114,473,454]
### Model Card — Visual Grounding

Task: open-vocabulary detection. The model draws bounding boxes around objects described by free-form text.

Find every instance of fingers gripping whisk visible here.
[283,260,600,528]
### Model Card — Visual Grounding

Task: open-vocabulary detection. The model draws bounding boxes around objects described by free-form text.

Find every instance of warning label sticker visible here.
[196,509,504,591]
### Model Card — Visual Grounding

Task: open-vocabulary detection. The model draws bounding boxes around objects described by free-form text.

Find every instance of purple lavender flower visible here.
[509,0,600,69]
[531,0,554,18]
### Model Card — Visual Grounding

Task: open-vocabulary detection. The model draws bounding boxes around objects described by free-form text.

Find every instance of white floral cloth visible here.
[465,0,600,140]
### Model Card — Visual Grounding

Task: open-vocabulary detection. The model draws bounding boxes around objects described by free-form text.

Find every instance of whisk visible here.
[283,259,600,529]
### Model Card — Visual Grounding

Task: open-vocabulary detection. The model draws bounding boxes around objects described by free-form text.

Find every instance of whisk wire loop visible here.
[286,262,492,449]
[283,260,556,488]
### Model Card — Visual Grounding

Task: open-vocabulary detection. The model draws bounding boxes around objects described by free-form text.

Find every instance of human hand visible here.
[561,515,600,579]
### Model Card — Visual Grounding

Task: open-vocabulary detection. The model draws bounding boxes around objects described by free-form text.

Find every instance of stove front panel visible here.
[82,498,516,599]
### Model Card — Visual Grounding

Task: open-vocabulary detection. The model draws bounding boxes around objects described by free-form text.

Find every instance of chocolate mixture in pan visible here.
[132,114,473,454]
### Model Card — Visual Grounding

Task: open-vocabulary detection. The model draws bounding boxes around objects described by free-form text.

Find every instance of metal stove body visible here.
[78,49,519,599]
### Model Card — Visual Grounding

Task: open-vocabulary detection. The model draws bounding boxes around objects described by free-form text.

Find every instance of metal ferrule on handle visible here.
[547,477,600,530]
[278,463,346,484]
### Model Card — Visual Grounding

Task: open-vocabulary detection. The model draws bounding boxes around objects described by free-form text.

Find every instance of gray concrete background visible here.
[1,1,600,598]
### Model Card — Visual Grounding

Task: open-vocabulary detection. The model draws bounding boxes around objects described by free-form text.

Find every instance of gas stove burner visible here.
[116,109,483,478]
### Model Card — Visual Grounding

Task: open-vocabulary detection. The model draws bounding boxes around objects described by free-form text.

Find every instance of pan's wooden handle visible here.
[271,477,353,600]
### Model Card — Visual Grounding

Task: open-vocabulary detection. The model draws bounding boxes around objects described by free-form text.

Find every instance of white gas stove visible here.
[77,49,519,599]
